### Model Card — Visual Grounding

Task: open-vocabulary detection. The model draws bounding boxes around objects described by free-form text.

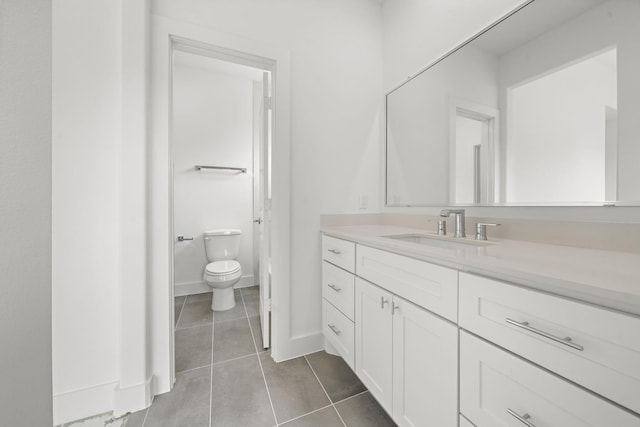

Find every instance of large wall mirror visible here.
[386,0,640,206]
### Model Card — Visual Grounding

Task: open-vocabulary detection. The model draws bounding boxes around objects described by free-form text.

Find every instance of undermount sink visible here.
[383,233,492,250]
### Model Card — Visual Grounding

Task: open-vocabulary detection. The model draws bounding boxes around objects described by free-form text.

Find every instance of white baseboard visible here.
[113,376,153,417]
[53,381,118,426]
[175,275,255,297]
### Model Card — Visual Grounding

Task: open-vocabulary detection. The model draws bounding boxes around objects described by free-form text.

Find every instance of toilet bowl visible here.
[202,229,243,311]
[203,260,241,311]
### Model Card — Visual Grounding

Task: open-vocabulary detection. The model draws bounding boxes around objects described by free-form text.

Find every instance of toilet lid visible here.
[205,260,240,275]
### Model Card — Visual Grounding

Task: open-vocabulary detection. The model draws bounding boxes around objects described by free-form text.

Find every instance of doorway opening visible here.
[449,102,499,205]
[170,41,274,384]
[151,18,291,396]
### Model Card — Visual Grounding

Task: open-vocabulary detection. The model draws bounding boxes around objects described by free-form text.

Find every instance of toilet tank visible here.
[203,229,241,261]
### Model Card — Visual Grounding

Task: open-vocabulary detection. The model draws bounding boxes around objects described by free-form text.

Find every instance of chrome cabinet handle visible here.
[392,303,400,315]
[507,409,536,427]
[381,296,389,309]
[506,318,584,351]
[327,283,342,292]
[328,324,341,336]
[327,248,341,255]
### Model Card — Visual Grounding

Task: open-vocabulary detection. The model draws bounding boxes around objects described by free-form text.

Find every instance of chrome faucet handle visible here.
[440,209,466,238]
[437,220,447,236]
[475,223,500,241]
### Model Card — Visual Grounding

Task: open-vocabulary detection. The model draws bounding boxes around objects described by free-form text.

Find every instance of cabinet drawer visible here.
[322,235,356,273]
[323,300,355,370]
[356,245,458,322]
[322,261,355,321]
[459,272,640,414]
[460,331,640,426]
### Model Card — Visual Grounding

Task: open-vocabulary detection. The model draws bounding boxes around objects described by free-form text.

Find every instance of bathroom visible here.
[172,49,266,308]
[2,0,640,426]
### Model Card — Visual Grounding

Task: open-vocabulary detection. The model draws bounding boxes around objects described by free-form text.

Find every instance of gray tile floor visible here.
[125,287,396,427]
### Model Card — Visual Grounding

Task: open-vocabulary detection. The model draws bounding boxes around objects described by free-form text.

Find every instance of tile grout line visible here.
[277,403,336,426]
[241,288,279,426]
[212,351,258,366]
[175,296,187,330]
[175,362,213,375]
[332,389,369,406]
[175,322,214,332]
[303,355,348,427]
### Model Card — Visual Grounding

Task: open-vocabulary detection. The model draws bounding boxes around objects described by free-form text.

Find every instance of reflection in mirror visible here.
[385,0,640,206]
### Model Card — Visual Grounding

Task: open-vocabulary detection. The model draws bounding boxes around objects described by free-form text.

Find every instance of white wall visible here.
[381,0,523,91]
[52,0,151,423]
[52,0,121,422]
[152,0,383,344]
[173,56,255,294]
[0,1,53,425]
[381,0,640,224]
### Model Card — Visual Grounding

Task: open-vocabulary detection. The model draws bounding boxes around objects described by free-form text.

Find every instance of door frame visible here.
[150,16,291,395]
[448,98,499,205]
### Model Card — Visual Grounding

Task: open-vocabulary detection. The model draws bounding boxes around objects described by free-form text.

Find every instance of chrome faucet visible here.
[440,209,466,238]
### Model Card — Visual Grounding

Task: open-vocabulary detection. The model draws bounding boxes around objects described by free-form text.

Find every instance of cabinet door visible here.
[460,331,640,427]
[392,296,458,427]
[355,277,393,413]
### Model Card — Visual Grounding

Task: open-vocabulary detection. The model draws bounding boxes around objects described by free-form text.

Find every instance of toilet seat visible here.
[205,260,240,275]
[204,260,242,284]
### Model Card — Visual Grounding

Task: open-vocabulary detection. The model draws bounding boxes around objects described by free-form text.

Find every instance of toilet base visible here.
[211,286,236,311]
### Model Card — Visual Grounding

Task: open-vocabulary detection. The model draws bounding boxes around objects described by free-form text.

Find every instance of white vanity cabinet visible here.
[354,278,393,412]
[321,235,356,369]
[459,272,640,416]
[460,331,640,426]
[322,229,640,426]
[459,272,640,425]
[354,251,459,427]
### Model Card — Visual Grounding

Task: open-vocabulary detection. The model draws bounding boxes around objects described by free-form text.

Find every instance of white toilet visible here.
[203,229,242,311]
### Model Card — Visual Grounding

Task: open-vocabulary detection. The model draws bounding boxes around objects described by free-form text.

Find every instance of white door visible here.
[256,71,272,348]
[355,278,393,413]
[392,296,458,427]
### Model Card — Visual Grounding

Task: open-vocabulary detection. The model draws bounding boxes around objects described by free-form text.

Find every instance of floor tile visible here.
[248,315,267,352]
[144,366,211,427]
[306,351,366,402]
[260,353,330,423]
[279,406,343,427]
[241,286,260,317]
[213,293,247,323]
[124,408,147,427]
[186,292,212,303]
[211,355,275,427]
[212,317,255,363]
[176,300,213,330]
[175,324,212,372]
[335,392,396,427]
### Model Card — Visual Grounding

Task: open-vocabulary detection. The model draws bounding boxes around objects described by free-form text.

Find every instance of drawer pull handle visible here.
[328,323,341,336]
[507,409,536,427]
[381,296,389,309]
[328,283,342,292]
[328,248,341,255]
[392,303,400,315]
[506,318,584,351]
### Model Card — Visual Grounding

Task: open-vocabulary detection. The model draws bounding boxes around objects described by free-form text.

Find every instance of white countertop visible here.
[321,225,640,317]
